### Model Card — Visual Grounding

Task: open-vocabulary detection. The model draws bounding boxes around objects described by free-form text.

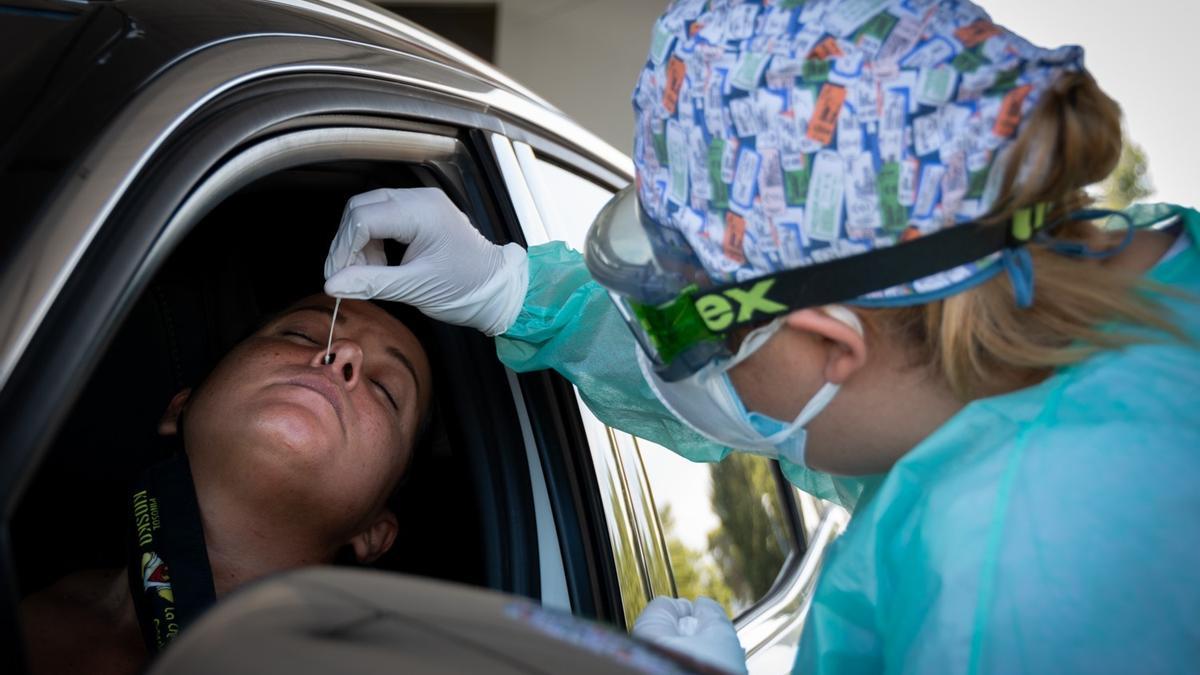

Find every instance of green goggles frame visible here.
[629,279,790,365]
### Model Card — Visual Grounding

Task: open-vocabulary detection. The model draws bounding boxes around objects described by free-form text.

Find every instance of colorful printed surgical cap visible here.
[632,0,1084,304]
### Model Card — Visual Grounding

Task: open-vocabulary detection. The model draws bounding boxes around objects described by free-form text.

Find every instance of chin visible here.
[242,401,339,471]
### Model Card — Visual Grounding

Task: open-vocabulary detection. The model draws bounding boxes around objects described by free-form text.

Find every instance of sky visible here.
[983,0,1194,207]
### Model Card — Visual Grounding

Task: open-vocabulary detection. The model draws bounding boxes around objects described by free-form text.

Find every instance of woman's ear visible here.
[159,389,192,436]
[783,308,868,385]
[349,509,399,564]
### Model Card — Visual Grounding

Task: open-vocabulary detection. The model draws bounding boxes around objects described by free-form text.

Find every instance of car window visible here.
[635,438,798,617]
[523,153,616,251]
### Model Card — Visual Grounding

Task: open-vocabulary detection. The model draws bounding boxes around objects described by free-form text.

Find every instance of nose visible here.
[312,339,364,389]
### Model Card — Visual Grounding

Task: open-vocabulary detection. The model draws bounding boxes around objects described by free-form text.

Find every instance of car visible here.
[0,1,848,672]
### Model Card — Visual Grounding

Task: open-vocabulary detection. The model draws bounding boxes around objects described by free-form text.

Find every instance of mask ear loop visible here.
[722,318,786,371]
[756,305,864,444]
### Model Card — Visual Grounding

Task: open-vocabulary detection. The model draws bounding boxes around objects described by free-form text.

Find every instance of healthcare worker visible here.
[323,1,1200,672]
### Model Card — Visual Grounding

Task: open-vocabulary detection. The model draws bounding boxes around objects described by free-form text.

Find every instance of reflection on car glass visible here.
[637,439,792,616]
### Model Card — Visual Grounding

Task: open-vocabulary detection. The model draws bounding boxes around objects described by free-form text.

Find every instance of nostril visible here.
[342,363,353,382]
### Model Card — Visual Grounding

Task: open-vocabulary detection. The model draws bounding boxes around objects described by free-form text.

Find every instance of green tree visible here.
[707,455,789,609]
[1100,136,1154,210]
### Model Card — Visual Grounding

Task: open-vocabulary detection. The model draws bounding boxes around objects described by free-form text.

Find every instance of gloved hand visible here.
[323,187,529,336]
[632,596,747,674]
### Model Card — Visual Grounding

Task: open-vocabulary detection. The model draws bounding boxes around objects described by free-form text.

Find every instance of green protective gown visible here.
[495,204,1200,673]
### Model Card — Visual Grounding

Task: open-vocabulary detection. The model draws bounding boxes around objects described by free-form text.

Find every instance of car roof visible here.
[2,0,560,135]
[2,0,609,172]
[0,0,625,233]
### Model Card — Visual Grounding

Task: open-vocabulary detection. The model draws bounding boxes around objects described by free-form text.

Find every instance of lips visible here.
[284,374,346,425]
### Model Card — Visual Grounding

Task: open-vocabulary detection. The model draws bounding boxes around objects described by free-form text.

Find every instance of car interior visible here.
[11,159,541,603]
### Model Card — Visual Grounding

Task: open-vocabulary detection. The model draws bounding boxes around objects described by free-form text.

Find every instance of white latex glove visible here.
[632,596,747,674]
[323,187,529,336]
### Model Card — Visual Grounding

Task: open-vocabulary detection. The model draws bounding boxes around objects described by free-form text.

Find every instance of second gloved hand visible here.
[632,596,747,674]
[324,187,528,336]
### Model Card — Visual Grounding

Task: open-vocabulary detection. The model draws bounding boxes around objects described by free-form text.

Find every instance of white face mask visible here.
[637,306,863,469]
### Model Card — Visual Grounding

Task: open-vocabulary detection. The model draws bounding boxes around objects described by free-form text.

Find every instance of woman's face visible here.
[725,310,900,476]
[179,296,432,543]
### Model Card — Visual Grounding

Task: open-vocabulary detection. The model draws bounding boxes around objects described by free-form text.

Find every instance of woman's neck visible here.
[193,482,340,597]
[817,358,966,474]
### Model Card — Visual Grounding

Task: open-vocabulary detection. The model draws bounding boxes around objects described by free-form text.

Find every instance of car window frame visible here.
[486,134,655,627]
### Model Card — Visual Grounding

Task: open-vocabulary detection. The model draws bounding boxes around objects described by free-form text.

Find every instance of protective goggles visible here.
[584,185,1057,382]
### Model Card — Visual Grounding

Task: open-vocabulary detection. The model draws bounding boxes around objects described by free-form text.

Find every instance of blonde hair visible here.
[864,71,1188,400]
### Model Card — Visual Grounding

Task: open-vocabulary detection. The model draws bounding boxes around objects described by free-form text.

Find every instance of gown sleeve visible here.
[496,241,874,509]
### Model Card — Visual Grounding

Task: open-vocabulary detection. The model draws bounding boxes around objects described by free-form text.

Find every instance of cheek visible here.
[345,405,407,489]
[728,334,825,419]
[726,362,761,409]
[185,344,303,440]
[187,353,255,424]
[727,333,783,406]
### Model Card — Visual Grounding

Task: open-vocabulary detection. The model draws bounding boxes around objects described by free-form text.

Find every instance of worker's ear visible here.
[349,509,399,564]
[783,308,867,385]
[158,389,192,436]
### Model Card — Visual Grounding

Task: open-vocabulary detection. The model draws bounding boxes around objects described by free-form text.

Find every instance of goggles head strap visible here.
[634,205,1055,341]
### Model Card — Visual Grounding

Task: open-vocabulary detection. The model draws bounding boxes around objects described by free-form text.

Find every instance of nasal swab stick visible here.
[324,297,341,365]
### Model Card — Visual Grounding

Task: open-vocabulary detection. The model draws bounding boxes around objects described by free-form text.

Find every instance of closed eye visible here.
[371,379,398,411]
[283,330,319,344]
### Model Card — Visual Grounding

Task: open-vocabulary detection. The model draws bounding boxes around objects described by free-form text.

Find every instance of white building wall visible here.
[493,0,668,156]
[399,0,670,156]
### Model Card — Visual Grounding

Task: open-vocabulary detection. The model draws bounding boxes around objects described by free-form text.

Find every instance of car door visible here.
[0,30,620,670]
[494,141,851,671]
